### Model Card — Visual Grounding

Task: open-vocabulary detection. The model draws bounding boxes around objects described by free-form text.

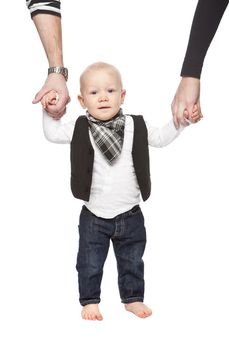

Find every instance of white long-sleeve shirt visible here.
[43,111,184,218]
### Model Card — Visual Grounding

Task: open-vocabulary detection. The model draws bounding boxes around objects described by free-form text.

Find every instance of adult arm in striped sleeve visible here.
[171,0,228,128]
[27,1,70,119]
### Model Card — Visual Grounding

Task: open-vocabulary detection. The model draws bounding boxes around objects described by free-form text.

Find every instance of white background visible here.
[1,1,229,349]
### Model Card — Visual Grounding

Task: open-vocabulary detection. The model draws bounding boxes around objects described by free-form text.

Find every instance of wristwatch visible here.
[48,66,68,81]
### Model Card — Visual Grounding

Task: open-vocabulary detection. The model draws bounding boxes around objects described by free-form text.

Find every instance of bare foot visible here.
[81,304,103,321]
[125,302,152,318]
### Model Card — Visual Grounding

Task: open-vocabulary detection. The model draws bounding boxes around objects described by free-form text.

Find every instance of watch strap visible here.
[48,66,68,81]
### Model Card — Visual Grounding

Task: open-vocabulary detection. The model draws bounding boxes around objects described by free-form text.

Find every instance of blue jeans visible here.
[76,205,146,306]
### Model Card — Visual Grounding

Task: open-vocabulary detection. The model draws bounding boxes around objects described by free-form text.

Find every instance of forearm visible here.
[32,13,63,67]
[43,110,74,143]
[181,0,229,78]
[147,120,184,148]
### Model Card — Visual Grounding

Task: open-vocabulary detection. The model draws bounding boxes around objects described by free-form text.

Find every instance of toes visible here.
[141,310,152,318]
[97,314,103,321]
[81,309,103,321]
[82,313,87,320]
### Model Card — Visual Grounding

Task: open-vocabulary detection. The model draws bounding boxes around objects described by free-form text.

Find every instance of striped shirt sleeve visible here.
[26,0,61,18]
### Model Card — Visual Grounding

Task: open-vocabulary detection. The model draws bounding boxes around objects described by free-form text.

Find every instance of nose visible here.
[98,94,108,102]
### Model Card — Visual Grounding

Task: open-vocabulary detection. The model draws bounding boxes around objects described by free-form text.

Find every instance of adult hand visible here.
[171,77,202,129]
[32,73,70,119]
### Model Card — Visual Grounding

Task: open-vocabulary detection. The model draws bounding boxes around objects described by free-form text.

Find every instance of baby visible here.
[42,62,201,320]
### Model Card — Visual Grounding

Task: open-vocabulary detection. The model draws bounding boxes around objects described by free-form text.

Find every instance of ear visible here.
[78,95,86,109]
[121,89,126,104]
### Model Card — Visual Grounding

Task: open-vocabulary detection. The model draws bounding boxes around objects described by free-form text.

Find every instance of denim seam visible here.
[121,297,144,304]
[80,298,101,306]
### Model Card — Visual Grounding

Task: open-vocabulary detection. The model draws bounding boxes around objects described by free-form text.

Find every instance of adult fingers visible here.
[32,87,51,104]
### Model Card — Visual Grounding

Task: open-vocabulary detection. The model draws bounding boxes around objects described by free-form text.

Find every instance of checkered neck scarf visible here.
[86,109,126,164]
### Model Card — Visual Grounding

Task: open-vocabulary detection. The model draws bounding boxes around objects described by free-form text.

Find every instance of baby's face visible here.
[78,68,126,121]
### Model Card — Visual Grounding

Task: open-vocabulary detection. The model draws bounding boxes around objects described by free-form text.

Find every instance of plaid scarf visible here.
[87,109,125,164]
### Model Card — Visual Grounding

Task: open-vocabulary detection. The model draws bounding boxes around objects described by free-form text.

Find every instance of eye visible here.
[90,91,97,95]
[108,88,115,93]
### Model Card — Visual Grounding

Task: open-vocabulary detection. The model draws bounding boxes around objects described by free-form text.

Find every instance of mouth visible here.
[98,106,111,109]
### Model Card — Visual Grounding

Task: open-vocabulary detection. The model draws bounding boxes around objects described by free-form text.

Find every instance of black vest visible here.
[70,115,151,201]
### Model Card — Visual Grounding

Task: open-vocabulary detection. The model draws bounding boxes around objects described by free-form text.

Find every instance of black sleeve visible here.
[26,0,61,18]
[181,0,229,78]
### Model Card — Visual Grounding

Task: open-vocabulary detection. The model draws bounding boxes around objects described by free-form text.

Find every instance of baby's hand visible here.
[41,90,59,110]
[184,104,203,124]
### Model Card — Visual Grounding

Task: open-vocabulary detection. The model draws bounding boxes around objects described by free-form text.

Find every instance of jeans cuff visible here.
[121,297,144,304]
[80,298,101,306]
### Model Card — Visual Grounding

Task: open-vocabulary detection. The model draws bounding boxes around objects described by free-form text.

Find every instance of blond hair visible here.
[80,62,123,92]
